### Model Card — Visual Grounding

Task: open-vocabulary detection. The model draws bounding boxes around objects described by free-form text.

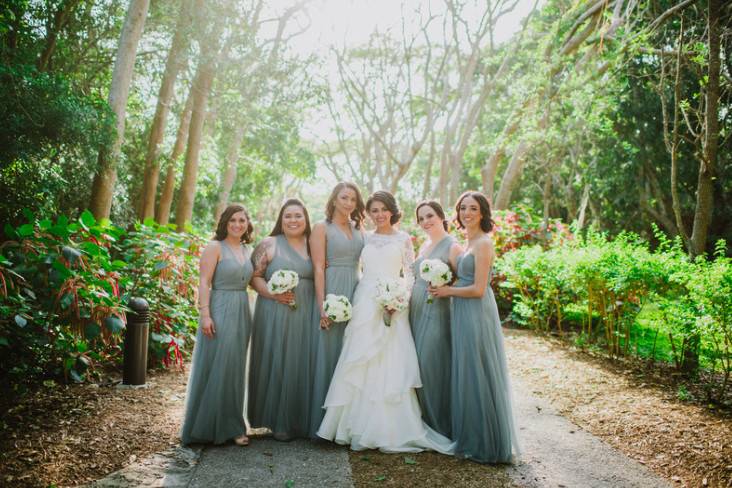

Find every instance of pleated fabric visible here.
[450,252,520,463]
[409,235,455,438]
[248,235,318,440]
[181,241,253,445]
[309,221,364,437]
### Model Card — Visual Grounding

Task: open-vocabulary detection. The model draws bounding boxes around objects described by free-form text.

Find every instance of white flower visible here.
[375,279,409,326]
[323,294,353,322]
[267,269,299,308]
[420,259,452,303]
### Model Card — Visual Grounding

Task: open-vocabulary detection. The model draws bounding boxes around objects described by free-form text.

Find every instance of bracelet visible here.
[198,305,209,310]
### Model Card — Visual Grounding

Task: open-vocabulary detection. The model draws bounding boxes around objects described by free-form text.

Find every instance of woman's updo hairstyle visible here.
[214,203,254,243]
[415,200,448,231]
[366,190,401,225]
[454,191,494,233]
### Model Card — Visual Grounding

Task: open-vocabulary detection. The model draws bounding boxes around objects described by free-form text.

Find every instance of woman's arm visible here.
[430,238,494,299]
[448,240,464,274]
[310,223,330,328]
[250,237,295,305]
[198,241,220,338]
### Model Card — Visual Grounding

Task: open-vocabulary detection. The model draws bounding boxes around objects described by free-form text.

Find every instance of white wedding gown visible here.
[317,231,455,454]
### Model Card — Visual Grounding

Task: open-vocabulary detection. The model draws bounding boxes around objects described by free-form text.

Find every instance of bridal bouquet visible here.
[267,269,299,309]
[420,259,453,304]
[375,279,409,327]
[323,294,353,323]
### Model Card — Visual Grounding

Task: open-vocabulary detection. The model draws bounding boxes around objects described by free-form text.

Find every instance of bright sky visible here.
[262,0,540,198]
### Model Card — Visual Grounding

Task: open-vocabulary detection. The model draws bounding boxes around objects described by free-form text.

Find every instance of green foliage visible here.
[0,210,127,387]
[117,219,205,367]
[0,212,205,390]
[496,229,732,400]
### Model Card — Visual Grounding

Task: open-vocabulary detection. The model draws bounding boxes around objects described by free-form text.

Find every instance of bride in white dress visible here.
[317,191,454,454]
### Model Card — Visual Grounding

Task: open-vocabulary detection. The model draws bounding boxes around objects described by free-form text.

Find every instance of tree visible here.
[88,0,150,219]
[138,0,194,220]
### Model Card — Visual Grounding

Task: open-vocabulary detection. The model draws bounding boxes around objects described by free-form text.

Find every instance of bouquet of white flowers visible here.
[267,269,299,309]
[375,279,409,326]
[323,294,353,323]
[420,259,453,304]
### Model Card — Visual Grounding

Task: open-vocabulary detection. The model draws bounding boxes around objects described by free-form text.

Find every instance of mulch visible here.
[504,328,732,488]
[0,367,188,487]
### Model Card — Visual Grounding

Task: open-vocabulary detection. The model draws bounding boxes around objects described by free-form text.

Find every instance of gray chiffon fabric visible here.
[248,235,317,440]
[309,222,364,436]
[450,252,520,463]
[409,235,455,438]
[181,241,253,445]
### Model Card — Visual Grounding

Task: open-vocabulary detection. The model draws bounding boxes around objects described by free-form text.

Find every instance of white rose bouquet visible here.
[267,269,299,309]
[420,259,453,304]
[323,294,353,323]
[375,279,409,327]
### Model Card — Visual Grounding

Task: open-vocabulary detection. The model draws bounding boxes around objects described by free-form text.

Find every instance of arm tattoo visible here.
[251,239,272,278]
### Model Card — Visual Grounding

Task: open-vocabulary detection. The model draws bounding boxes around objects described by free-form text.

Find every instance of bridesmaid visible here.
[309,182,365,437]
[430,191,519,464]
[181,204,254,446]
[409,200,462,438]
[248,198,318,440]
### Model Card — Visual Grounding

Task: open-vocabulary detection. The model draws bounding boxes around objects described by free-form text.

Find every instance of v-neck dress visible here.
[310,221,364,437]
[181,241,253,445]
[409,235,455,438]
[248,234,319,440]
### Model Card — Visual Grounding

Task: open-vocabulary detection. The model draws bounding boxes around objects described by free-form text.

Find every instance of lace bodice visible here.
[360,231,415,285]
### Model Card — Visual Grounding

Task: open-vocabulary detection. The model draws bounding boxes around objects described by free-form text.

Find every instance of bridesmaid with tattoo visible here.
[181,204,254,446]
[248,198,319,440]
[309,182,366,437]
[409,200,462,438]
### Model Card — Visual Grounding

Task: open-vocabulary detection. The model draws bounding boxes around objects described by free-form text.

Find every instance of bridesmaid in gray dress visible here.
[248,198,318,440]
[181,204,254,446]
[309,182,365,437]
[409,200,462,438]
[430,191,519,464]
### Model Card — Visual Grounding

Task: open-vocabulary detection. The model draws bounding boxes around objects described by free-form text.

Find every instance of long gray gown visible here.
[248,234,317,440]
[409,235,455,438]
[181,241,253,445]
[309,221,364,437]
[450,252,520,463]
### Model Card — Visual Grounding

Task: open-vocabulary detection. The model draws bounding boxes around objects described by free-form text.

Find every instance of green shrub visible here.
[0,212,205,389]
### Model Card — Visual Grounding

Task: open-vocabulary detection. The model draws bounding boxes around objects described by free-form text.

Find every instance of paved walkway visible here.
[91,377,671,488]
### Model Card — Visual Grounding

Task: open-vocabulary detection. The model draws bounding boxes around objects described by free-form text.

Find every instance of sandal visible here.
[234,434,250,446]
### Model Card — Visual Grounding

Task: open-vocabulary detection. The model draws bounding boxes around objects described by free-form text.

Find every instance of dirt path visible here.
[3,328,728,487]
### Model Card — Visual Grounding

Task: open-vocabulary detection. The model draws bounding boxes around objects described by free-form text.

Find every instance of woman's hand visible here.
[320,310,332,330]
[428,285,451,298]
[201,316,216,338]
[272,290,295,306]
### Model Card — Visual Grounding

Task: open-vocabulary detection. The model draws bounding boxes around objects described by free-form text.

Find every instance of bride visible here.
[317,191,454,454]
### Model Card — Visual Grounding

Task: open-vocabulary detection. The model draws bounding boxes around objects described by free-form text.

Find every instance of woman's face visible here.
[459,196,482,230]
[334,187,357,217]
[282,205,307,237]
[417,205,443,235]
[368,200,393,229]
[226,210,248,239]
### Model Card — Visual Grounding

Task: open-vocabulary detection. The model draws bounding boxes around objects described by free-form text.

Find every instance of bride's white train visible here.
[317,230,454,454]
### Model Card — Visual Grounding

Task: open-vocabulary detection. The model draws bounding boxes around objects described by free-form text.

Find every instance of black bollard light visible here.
[123,297,150,386]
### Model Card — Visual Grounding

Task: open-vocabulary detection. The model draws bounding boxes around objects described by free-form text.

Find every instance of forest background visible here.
[0,0,731,407]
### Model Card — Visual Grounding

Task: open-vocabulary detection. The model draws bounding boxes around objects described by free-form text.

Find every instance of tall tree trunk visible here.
[174,50,217,230]
[138,0,193,220]
[494,141,530,210]
[214,125,246,221]
[156,89,193,225]
[88,0,150,219]
[690,0,720,258]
